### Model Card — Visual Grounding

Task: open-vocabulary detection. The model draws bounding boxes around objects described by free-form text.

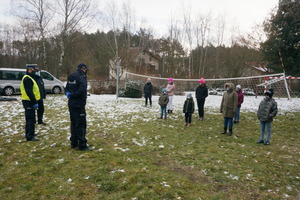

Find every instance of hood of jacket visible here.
[224,83,235,91]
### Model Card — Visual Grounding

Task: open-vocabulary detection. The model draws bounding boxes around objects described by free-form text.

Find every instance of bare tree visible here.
[245,23,266,50]
[13,0,54,70]
[0,24,20,67]
[214,14,226,78]
[102,0,152,80]
[102,0,122,80]
[120,0,137,74]
[55,0,96,76]
[194,12,211,77]
[182,4,194,78]
[167,12,185,77]
[121,0,136,48]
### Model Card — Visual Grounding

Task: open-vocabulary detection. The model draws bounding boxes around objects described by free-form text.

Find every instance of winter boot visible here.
[221,128,227,134]
[163,117,167,120]
[228,129,233,136]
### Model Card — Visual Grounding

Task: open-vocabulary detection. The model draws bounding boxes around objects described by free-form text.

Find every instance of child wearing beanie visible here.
[158,89,169,120]
[257,89,278,145]
[183,93,195,126]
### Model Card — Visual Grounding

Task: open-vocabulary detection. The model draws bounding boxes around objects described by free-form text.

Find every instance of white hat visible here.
[236,85,241,89]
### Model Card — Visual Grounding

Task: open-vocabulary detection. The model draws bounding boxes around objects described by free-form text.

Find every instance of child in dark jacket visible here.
[144,77,153,107]
[158,89,169,120]
[257,89,278,145]
[183,93,195,126]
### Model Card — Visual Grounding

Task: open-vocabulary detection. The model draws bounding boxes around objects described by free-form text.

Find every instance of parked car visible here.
[243,88,255,96]
[0,68,64,96]
[215,88,224,96]
[208,89,217,95]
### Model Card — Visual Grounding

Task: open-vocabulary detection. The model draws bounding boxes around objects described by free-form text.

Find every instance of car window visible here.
[41,72,54,81]
[0,71,21,80]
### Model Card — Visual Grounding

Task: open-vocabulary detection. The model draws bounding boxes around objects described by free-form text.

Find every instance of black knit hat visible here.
[77,63,89,70]
[265,89,274,98]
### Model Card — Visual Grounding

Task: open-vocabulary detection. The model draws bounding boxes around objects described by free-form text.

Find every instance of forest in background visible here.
[0,0,298,80]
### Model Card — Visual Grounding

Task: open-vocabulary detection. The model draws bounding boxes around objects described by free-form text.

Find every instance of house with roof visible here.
[109,48,160,80]
[242,63,271,76]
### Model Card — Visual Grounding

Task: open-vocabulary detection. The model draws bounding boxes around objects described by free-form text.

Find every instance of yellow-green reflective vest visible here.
[20,75,41,101]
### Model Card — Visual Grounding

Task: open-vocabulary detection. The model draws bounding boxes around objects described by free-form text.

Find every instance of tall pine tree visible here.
[261,0,300,76]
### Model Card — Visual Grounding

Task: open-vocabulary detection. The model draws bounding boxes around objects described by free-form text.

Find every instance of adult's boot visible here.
[228,129,233,136]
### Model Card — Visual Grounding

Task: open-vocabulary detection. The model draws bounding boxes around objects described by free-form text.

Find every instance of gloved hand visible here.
[66,91,71,99]
[33,104,39,110]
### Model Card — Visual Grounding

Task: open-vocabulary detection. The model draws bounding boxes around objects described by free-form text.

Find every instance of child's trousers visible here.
[185,113,192,124]
[259,121,272,142]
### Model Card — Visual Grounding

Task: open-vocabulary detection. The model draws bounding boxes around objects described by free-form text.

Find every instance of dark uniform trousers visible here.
[22,100,36,140]
[37,100,44,123]
[69,106,87,148]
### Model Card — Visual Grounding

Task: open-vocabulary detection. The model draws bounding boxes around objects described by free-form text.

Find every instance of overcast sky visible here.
[98,0,278,36]
[0,0,278,38]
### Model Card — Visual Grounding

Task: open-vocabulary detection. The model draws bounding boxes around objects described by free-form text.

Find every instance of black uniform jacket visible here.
[66,69,87,107]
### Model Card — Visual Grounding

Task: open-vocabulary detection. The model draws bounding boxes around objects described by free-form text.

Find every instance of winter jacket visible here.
[183,98,195,114]
[158,93,169,107]
[196,85,208,100]
[65,69,88,108]
[166,83,175,96]
[34,75,46,100]
[257,96,278,122]
[236,89,244,108]
[21,72,40,104]
[144,82,153,98]
[220,83,238,118]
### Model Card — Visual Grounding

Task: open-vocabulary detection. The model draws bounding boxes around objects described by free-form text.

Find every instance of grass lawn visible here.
[0,95,299,200]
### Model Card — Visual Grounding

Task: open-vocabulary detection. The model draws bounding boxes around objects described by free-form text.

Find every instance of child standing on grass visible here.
[143,77,153,107]
[257,89,278,145]
[166,78,175,114]
[158,89,169,120]
[234,85,244,124]
[220,83,238,136]
[183,93,195,126]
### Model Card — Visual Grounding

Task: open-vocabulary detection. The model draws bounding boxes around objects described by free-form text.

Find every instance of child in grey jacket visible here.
[257,89,278,145]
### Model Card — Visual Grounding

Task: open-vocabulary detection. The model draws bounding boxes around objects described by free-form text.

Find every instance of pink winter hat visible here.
[168,77,174,82]
[199,78,206,84]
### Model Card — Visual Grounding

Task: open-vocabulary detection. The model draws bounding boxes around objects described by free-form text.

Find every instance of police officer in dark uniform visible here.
[20,64,40,141]
[34,67,47,125]
[65,63,90,150]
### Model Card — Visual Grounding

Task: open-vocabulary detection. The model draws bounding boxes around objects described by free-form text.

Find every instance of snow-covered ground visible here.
[0,93,299,146]
[87,93,300,113]
[0,92,300,120]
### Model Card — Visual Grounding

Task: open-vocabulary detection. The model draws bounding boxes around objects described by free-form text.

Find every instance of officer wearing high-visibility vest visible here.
[20,64,40,141]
